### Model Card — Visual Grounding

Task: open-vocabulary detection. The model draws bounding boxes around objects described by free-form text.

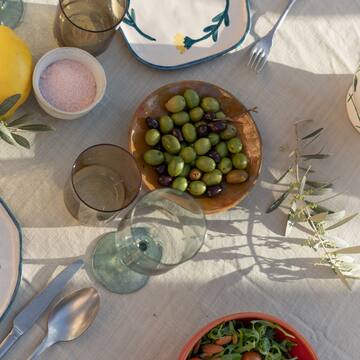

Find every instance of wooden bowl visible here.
[178,312,319,360]
[129,81,262,214]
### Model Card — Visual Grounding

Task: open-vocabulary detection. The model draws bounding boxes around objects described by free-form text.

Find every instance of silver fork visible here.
[248,0,298,73]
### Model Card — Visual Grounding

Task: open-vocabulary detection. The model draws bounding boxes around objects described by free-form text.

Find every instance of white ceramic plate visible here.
[0,198,22,321]
[119,0,251,69]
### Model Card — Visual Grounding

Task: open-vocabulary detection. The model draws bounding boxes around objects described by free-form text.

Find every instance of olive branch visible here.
[0,94,54,149]
[266,119,360,289]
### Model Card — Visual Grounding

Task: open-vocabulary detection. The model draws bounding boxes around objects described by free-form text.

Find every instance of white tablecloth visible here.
[1,1,360,359]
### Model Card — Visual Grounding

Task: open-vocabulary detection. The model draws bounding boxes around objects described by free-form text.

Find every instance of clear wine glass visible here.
[0,0,23,28]
[91,188,207,294]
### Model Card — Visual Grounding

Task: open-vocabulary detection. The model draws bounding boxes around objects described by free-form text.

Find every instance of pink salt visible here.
[39,59,97,112]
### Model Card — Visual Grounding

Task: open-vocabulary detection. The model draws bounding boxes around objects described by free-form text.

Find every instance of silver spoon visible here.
[27,288,100,360]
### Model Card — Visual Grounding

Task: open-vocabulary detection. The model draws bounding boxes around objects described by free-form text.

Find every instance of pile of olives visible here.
[143,89,249,197]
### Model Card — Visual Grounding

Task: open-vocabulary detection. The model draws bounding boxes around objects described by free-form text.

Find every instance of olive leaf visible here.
[302,127,323,140]
[7,114,32,127]
[306,180,332,189]
[325,213,358,231]
[310,212,328,223]
[12,133,30,149]
[329,246,360,255]
[0,94,21,116]
[266,189,291,213]
[299,175,307,195]
[0,122,15,145]
[302,153,331,160]
[325,210,346,222]
[17,124,54,132]
[274,167,292,184]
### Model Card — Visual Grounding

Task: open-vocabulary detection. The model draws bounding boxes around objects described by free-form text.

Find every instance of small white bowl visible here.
[32,47,107,120]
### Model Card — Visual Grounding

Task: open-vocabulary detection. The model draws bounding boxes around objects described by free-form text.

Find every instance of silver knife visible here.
[0,259,84,359]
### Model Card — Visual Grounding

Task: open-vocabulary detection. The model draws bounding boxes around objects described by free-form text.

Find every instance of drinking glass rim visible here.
[128,188,208,267]
[71,143,142,213]
[58,0,129,34]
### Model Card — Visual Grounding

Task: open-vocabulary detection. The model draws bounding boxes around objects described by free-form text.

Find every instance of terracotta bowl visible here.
[129,81,262,215]
[178,312,319,360]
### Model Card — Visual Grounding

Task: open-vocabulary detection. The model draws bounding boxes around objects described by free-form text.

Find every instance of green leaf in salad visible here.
[251,321,295,339]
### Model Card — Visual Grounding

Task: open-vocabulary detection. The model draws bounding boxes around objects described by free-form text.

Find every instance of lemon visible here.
[0,25,32,119]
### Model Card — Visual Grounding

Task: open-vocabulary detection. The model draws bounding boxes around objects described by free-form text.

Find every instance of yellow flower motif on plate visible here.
[173,33,186,54]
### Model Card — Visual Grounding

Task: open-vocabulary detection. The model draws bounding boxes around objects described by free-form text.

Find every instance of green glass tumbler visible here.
[91,188,207,294]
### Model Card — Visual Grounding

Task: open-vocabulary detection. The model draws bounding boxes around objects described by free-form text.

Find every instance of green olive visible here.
[196,156,216,173]
[165,95,186,113]
[208,132,220,146]
[182,123,197,143]
[201,97,220,112]
[143,149,164,166]
[168,156,184,177]
[145,129,161,146]
[188,181,207,196]
[189,107,204,122]
[220,124,237,140]
[215,111,227,120]
[215,142,229,158]
[189,168,202,181]
[179,163,191,177]
[180,146,197,163]
[218,157,233,174]
[194,138,211,155]
[162,134,181,154]
[164,152,173,164]
[227,137,243,154]
[232,153,248,170]
[226,169,249,184]
[159,115,174,134]
[202,169,223,186]
[184,89,200,109]
[171,111,190,126]
[172,177,188,192]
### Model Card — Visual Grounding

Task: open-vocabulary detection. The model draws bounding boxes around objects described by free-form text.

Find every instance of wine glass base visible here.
[91,232,149,294]
[0,0,23,29]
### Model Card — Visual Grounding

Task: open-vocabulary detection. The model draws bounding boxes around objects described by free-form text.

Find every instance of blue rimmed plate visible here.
[119,0,251,70]
[0,198,22,322]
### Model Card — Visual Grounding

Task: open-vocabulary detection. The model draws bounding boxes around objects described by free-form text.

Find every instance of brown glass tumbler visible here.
[54,0,127,56]
[64,144,142,225]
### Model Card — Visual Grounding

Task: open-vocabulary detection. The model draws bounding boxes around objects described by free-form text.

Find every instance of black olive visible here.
[203,112,216,121]
[208,150,221,164]
[155,164,167,175]
[208,121,227,133]
[158,175,173,186]
[172,128,184,142]
[196,125,209,138]
[146,117,159,129]
[206,185,223,197]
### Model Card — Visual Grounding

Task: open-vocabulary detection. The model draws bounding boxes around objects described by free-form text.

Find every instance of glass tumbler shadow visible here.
[64,144,141,225]
[91,188,207,294]
[54,0,127,56]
